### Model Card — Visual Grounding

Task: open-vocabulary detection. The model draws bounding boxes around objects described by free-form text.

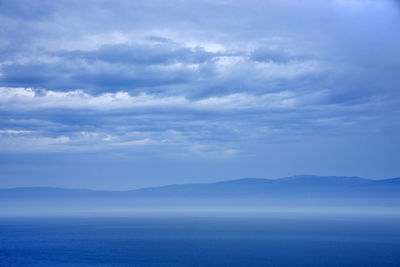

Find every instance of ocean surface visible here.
[0,213,400,266]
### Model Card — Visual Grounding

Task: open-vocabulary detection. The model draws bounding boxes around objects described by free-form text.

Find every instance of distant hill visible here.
[1,175,399,215]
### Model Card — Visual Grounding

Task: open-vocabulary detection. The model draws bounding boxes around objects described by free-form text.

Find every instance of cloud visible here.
[53,43,215,65]
[0,40,321,94]
[0,85,385,154]
[0,0,399,162]
[250,47,293,64]
[0,87,298,111]
[0,129,32,135]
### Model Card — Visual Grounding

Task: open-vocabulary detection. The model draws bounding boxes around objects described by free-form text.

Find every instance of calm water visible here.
[0,213,400,266]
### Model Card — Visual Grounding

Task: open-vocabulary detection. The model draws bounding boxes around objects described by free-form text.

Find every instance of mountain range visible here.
[1,175,399,215]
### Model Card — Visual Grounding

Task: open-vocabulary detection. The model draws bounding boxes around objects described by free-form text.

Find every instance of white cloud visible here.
[0,87,298,111]
[111,138,153,146]
[0,129,32,135]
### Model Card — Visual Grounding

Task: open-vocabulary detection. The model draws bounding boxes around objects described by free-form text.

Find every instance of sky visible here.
[0,0,399,189]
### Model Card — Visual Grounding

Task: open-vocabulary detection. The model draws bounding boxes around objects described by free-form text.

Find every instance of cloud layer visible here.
[0,0,400,187]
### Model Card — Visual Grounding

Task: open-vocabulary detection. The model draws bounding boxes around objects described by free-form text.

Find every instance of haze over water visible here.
[1,213,400,267]
[1,176,400,266]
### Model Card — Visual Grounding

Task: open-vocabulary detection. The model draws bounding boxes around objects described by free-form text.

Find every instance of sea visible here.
[1,212,399,266]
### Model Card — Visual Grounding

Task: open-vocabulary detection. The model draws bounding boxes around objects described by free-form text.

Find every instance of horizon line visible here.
[2,174,399,192]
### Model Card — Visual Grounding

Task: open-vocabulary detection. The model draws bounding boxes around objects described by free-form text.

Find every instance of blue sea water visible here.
[0,213,399,266]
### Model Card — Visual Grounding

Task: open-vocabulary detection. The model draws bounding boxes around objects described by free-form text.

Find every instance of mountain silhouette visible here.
[1,175,399,214]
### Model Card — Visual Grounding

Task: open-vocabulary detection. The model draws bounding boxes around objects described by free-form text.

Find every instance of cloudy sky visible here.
[0,0,399,189]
